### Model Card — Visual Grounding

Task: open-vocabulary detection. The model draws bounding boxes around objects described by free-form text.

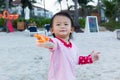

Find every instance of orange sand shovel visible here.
[34,34,49,43]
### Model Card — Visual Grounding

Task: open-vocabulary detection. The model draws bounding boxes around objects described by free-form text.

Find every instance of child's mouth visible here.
[59,30,66,32]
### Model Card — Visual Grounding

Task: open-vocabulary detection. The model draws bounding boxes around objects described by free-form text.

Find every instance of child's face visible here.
[50,15,73,38]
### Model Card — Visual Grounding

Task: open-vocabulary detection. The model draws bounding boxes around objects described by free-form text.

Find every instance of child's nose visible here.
[60,24,65,28]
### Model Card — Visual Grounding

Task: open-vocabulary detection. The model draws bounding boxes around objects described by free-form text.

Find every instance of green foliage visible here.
[0,0,16,12]
[72,0,93,5]
[13,17,51,28]
[102,0,116,20]
[25,17,50,28]
[78,0,93,5]
[39,18,50,27]
[12,19,17,28]
[0,0,5,12]
[0,18,5,31]
[0,18,5,26]
[78,18,85,28]
[100,20,120,31]
[27,18,35,23]
[16,17,25,22]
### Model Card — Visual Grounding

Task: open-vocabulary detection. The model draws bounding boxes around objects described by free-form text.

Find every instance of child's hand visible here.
[90,50,100,62]
[34,34,49,43]
[34,34,49,46]
[34,34,55,48]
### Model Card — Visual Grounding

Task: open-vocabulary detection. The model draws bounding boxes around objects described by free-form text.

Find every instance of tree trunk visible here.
[74,0,83,32]
[5,0,9,32]
[44,0,46,17]
[60,2,62,11]
[66,0,69,10]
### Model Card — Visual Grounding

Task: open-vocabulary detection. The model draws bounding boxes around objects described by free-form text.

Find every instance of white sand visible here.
[0,31,120,80]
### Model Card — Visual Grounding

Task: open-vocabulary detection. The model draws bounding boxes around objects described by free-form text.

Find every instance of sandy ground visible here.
[0,31,120,80]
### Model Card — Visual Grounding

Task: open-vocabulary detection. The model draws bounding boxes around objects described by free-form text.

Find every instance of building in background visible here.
[10,0,53,18]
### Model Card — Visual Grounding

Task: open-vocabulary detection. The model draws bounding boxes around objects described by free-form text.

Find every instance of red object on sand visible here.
[7,20,14,32]
[13,14,19,20]
[1,10,19,20]
[8,15,14,20]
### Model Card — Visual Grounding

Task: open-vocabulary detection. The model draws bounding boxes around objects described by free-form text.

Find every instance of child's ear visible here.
[71,27,74,32]
[50,28,54,33]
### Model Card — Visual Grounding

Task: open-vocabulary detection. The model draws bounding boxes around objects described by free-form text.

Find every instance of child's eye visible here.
[56,24,60,26]
[65,24,68,25]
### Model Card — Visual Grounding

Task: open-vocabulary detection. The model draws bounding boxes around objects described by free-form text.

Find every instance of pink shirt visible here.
[48,37,93,80]
[48,38,78,80]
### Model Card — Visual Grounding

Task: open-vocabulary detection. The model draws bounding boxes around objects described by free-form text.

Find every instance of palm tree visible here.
[0,0,14,12]
[21,0,36,18]
[74,0,79,30]
[78,0,93,17]
[43,0,46,17]
[72,0,92,31]
[114,0,120,21]
[78,0,93,5]
[101,0,116,21]
[55,0,62,11]
[0,0,5,12]
[66,0,69,10]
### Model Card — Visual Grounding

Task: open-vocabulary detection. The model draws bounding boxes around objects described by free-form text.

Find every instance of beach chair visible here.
[44,24,51,36]
[27,26,39,36]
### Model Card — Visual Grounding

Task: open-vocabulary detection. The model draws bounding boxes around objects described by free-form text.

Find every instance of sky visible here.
[45,0,74,13]
[36,0,98,14]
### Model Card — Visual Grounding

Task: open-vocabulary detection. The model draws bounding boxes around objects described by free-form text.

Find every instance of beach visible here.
[0,31,120,80]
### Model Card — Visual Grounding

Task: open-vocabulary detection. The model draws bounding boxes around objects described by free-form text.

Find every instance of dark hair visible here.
[50,11,74,39]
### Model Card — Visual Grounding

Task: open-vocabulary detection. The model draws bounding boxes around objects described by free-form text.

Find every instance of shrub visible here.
[13,17,51,29]
[100,20,120,31]
[78,18,85,29]
[35,17,50,28]
[0,18,5,26]
[0,18,6,31]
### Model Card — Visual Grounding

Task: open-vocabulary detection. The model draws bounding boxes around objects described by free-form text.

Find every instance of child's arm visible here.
[34,34,55,48]
[78,50,100,65]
